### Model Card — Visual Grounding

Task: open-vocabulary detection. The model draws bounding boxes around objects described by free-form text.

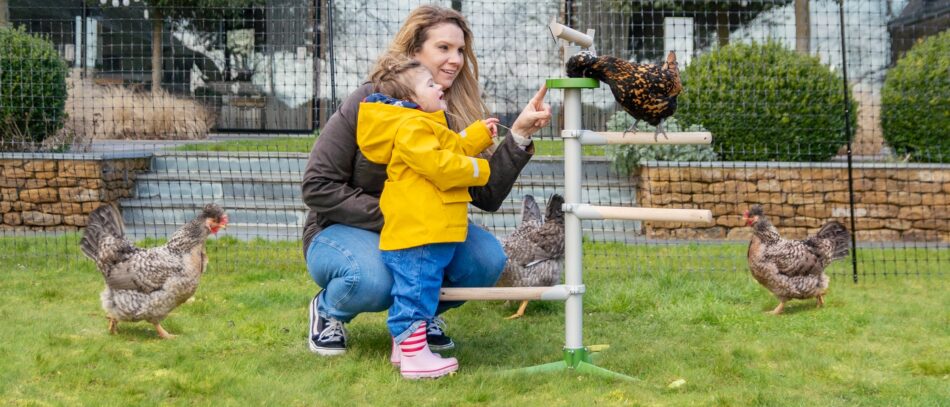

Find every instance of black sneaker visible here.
[426,316,455,351]
[308,291,347,356]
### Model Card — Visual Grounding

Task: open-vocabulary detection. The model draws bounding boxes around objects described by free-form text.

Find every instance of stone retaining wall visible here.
[0,153,151,233]
[636,162,950,242]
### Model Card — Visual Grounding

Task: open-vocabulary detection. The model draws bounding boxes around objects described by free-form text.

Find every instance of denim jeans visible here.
[382,243,457,342]
[306,222,507,323]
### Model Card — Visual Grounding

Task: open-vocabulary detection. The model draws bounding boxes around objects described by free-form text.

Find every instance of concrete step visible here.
[132,173,301,200]
[118,152,637,241]
[131,172,627,202]
[148,152,618,178]
[121,198,306,226]
[124,224,303,242]
[150,151,309,173]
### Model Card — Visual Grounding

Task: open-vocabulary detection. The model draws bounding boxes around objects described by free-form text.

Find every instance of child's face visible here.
[412,69,446,113]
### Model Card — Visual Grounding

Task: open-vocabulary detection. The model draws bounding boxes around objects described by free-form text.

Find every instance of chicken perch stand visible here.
[440,22,713,380]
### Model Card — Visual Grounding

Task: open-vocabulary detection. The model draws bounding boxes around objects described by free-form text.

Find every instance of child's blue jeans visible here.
[382,243,459,343]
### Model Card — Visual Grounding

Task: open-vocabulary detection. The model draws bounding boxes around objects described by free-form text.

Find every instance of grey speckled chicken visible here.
[80,203,228,338]
[497,194,565,319]
[743,205,850,315]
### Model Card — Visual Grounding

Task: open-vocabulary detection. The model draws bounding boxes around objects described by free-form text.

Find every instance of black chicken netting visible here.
[0,0,947,279]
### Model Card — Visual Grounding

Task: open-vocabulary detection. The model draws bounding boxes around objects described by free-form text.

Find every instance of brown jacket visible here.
[301,83,534,257]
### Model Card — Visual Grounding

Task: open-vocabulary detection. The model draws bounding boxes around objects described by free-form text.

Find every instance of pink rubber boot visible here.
[394,322,458,379]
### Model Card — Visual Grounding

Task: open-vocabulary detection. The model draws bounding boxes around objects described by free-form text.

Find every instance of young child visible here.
[356,54,498,379]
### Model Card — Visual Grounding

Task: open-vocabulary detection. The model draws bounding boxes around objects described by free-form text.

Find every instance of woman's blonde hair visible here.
[368,5,488,132]
[368,54,425,103]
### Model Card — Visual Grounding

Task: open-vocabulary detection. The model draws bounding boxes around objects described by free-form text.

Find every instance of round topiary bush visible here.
[0,26,68,151]
[677,41,855,162]
[881,30,950,163]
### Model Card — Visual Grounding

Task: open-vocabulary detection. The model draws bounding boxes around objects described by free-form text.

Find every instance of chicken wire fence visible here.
[0,0,947,280]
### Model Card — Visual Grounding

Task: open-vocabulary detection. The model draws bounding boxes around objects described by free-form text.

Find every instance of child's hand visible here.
[484,118,500,139]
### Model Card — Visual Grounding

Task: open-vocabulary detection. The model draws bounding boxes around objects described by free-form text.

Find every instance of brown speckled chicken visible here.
[80,203,228,338]
[743,205,850,315]
[566,50,682,140]
[497,194,565,319]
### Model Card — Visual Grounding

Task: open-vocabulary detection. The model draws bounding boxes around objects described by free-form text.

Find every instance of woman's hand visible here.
[484,117,500,139]
[509,84,552,138]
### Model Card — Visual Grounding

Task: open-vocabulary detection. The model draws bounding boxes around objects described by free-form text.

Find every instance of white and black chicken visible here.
[80,203,228,338]
[496,194,565,319]
[744,205,850,314]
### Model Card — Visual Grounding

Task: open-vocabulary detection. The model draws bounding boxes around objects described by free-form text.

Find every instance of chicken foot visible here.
[505,301,530,320]
[769,301,786,315]
[622,120,641,138]
[154,323,176,339]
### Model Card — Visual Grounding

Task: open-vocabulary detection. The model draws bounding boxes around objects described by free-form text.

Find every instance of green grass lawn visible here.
[173,136,607,157]
[1,237,947,406]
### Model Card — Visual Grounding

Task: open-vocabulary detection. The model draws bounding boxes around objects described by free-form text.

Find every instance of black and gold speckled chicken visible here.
[743,205,850,315]
[566,50,682,140]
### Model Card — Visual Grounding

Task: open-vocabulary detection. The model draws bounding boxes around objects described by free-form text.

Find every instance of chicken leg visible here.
[653,119,670,141]
[621,120,641,138]
[108,317,118,334]
[154,323,176,339]
[505,301,530,320]
[816,295,825,308]
[769,301,786,315]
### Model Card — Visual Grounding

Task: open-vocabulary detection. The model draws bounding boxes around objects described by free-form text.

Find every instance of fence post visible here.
[837,0,858,283]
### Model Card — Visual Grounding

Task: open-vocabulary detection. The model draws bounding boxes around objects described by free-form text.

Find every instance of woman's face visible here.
[412,22,465,90]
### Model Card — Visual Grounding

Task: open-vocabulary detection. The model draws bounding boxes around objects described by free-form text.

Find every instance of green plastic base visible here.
[502,348,637,381]
[545,78,600,89]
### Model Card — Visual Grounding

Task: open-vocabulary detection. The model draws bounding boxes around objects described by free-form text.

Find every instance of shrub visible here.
[605,111,718,174]
[881,30,950,163]
[0,26,67,151]
[62,69,215,141]
[677,41,855,162]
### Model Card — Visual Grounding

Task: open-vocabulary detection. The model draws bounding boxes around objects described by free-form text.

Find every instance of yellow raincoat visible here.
[357,102,493,250]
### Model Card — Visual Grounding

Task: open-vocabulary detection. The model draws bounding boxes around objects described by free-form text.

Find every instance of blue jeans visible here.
[306,222,507,323]
[382,243,457,342]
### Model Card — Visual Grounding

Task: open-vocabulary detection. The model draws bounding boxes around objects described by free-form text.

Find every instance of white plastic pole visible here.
[562,86,585,351]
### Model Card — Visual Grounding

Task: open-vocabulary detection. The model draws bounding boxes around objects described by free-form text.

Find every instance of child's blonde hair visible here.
[368,54,426,103]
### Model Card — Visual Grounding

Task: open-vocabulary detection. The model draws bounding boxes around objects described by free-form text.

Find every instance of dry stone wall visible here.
[636,162,949,242]
[1,153,150,233]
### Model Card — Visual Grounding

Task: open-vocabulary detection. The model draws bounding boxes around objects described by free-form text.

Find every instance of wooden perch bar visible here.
[439,285,575,301]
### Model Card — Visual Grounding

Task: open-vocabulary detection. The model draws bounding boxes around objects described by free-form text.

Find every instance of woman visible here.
[302,5,552,356]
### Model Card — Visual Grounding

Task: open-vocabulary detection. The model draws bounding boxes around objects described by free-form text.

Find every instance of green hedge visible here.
[0,26,67,150]
[677,41,855,161]
[881,30,950,163]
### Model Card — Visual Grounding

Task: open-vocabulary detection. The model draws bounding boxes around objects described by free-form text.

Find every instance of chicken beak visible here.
[220,214,229,230]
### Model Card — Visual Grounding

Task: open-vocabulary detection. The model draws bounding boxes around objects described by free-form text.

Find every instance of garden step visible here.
[132,173,302,201]
[150,151,309,173]
[131,173,626,202]
[121,198,307,226]
[148,152,618,178]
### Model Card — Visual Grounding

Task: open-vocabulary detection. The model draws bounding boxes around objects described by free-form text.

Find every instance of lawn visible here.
[173,136,608,157]
[1,236,947,406]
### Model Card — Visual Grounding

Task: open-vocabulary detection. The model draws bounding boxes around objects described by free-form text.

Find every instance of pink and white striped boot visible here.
[392,322,458,379]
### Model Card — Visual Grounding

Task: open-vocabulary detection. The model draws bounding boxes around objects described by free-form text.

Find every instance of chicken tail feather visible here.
[80,204,126,261]
[817,221,850,260]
